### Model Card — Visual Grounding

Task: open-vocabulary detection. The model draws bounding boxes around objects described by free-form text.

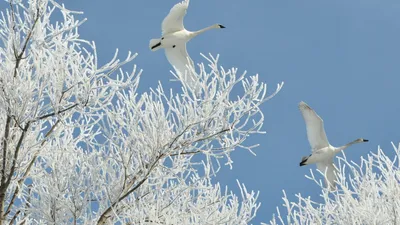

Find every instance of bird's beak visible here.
[218,24,226,29]
[363,139,369,142]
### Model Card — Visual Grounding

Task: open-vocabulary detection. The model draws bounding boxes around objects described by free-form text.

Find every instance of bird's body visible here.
[301,146,335,165]
[150,30,191,51]
[164,30,191,45]
[149,0,225,93]
[298,101,368,190]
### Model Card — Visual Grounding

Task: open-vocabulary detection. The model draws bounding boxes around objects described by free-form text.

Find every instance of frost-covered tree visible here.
[268,142,400,225]
[0,0,283,224]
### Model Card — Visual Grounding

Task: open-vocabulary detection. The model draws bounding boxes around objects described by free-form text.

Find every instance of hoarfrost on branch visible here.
[0,0,283,224]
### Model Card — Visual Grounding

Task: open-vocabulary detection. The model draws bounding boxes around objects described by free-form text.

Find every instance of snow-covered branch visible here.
[268,142,400,225]
[0,1,283,224]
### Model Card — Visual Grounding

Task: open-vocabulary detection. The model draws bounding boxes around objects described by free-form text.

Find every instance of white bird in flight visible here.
[298,101,368,191]
[149,0,225,92]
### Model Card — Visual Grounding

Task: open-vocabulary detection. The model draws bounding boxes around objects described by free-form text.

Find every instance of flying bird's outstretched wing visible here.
[164,44,199,93]
[317,161,337,191]
[162,0,189,35]
[299,101,330,151]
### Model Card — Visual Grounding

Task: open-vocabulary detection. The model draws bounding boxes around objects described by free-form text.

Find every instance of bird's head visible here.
[358,138,369,143]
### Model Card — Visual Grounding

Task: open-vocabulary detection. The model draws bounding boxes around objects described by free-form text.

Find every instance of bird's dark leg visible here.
[299,155,311,166]
[151,42,162,49]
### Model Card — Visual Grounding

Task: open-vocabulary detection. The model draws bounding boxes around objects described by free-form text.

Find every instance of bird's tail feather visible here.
[149,38,162,51]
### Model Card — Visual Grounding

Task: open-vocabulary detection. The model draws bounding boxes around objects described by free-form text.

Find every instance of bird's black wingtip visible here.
[363,139,369,142]
[218,24,226,29]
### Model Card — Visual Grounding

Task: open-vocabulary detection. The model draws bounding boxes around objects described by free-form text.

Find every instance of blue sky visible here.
[2,0,400,223]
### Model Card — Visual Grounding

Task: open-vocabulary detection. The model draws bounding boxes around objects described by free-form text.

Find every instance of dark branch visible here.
[36,103,79,121]
[4,119,60,218]
[5,122,30,186]
[1,116,11,186]
[169,150,201,157]
[96,153,164,225]
[168,121,201,149]
[192,128,230,144]
[13,8,40,78]
[0,122,30,221]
